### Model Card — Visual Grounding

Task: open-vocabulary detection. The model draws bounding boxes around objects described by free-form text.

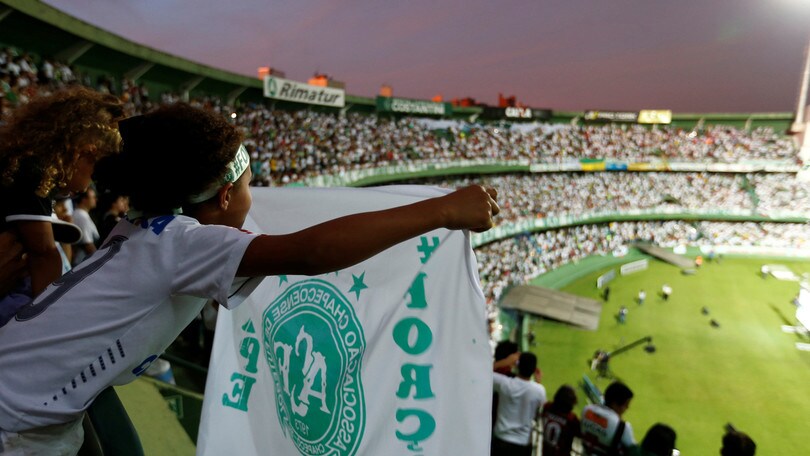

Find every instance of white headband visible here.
[187,144,250,204]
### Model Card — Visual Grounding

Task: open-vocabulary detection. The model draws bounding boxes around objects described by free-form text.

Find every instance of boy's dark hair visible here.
[721,430,756,456]
[95,104,242,213]
[641,423,677,456]
[0,86,123,197]
[550,385,577,414]
[517,352,537,378]
[604,381,633,407]
[494,340,518,361]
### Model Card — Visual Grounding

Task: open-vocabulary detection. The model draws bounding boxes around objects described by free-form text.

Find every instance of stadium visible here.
[1,0,809,454]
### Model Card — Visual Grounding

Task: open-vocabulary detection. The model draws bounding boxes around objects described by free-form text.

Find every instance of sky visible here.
[43,0,810,113]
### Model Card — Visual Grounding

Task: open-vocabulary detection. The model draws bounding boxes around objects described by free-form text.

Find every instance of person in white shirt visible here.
[0,104,501,455]
[70,188,99,266]
[581,381,636,456]
[491,352,546,456]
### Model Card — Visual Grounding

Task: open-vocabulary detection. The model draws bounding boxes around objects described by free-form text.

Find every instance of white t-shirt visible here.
[0,215,260,432]
[581,403,635,455]
[492,373,547,445]
[71,208,99,265]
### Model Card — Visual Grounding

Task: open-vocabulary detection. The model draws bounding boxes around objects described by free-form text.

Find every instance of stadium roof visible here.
[0,0,796,127]
[0,0,266,103]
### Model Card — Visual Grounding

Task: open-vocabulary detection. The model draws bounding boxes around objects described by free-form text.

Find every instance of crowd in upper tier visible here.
[239,110,799,186]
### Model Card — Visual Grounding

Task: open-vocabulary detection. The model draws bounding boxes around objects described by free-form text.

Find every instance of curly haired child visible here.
[0,86,124,316]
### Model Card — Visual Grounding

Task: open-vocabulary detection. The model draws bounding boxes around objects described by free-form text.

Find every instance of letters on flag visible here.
[198,186,492,456]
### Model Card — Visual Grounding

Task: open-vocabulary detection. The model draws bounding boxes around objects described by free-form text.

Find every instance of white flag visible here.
[197,186,492,456]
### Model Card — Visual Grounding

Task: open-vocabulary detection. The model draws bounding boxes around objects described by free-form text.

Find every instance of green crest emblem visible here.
[263,279,366,456]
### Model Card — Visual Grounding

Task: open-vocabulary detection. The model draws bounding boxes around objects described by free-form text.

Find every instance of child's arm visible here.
[237,185,498,277]
[14,220,62,297]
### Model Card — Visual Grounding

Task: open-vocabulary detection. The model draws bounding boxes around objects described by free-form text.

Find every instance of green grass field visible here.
[527,257,810,454]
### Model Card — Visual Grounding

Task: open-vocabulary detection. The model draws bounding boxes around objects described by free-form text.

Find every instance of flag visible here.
[198,186,492,456]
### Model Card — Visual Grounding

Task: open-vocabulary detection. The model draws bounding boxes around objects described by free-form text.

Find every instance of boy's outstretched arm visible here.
[237,185,499,277]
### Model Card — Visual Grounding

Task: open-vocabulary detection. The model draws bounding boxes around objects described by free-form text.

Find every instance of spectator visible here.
[540,385,581,456]
[721,430,756,456]
[493,340,519,376]
[581,381,636,456]
[492,340,519,429]
[0,87,123,326]
[71,188,99,266]
[632,423,677,456]
[491,352,546,456]
[95,191,128,245]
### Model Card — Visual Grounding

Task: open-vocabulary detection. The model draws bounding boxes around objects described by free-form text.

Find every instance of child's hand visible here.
[437,185,499,232]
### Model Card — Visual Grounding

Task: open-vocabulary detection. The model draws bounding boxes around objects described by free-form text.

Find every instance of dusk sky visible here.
[44,0,810,113]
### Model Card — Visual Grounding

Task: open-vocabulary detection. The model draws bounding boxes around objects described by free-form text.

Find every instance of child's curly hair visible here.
[0,86,124,197]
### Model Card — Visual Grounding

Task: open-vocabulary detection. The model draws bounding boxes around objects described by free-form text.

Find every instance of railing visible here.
[471,209,810,247]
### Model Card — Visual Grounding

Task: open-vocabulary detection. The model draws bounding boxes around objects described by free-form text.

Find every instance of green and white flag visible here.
[198,186,492,456]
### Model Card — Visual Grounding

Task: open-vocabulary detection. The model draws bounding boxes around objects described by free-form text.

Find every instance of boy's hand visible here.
[438,186,499,232]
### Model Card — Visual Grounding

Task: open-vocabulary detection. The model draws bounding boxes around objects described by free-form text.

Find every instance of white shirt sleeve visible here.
[622,421,636,447]
[72,209,98,244]
[493,372,508,394]
[171,223,258,307]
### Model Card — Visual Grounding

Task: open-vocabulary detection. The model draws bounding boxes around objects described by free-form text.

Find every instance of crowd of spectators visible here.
[0,46,207,122]
[749,173,810,214]
[242,114,800,186]
[417,172,755,222]
[476,221,810,308]
[557,123,796,163]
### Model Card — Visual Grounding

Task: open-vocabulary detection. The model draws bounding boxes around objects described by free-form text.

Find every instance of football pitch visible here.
[527,257,810,455]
